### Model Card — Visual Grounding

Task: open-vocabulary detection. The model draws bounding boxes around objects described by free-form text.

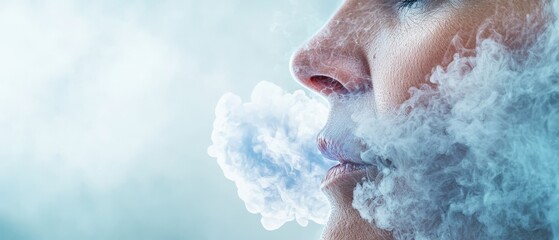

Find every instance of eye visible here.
[397,0,422,10]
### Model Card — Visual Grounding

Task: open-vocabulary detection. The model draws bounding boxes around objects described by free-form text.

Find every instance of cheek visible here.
[371,22,456,114]
[366,1,540,115]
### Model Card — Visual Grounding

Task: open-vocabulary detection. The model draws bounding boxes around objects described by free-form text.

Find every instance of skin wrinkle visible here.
[291,0,544,239]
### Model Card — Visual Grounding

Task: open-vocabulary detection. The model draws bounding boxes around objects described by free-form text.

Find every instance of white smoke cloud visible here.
[208,81,332,230]
[352,4,559,240]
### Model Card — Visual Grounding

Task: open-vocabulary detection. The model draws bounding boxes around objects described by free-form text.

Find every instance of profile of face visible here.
[291,1,545,239]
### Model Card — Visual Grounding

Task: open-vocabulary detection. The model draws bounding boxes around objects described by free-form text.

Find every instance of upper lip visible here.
[316,133,366,165]
[317,132,393,168]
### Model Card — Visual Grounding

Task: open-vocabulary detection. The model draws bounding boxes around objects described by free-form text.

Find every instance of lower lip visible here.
[321,162,371,188]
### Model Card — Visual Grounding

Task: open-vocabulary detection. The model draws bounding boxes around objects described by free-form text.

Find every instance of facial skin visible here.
[291,1,544,240]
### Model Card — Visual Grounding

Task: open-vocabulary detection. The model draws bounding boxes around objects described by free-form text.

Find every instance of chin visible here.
[321,205,392,240]
[320,165,392,240]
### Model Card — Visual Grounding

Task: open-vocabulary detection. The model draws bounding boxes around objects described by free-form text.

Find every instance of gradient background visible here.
[0,0,340,239]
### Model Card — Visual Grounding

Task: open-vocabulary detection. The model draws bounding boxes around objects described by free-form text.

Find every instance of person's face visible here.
[291,1,543,239]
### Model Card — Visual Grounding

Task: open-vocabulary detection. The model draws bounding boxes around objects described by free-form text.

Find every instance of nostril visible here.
[309,75,350,96]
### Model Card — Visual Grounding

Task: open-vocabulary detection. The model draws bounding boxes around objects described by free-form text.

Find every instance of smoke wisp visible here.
[208,81,333,230]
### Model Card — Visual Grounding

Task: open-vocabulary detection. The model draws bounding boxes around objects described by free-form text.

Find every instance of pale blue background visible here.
[0,0,340,239]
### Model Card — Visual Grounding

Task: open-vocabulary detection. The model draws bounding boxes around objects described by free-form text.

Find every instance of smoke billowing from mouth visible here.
[352,4,559,240]
[208,81,332,230]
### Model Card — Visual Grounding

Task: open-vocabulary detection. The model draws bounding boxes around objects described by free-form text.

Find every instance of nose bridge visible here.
[291,1,376,95]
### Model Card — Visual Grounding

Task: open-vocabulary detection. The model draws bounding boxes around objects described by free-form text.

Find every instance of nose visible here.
[290,1,380,166]
[290,4,372,97]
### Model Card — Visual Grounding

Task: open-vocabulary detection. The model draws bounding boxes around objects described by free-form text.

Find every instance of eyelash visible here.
[397,0,421,10]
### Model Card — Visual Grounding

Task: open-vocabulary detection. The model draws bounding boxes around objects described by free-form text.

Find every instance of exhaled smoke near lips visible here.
[208,81,332,230]
[353,3,559,240]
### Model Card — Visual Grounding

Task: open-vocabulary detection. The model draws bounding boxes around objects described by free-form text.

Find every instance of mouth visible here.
[321,161,372,188]
[317,133,375,189]
[316,124,389,191]
[317,136,388,190]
